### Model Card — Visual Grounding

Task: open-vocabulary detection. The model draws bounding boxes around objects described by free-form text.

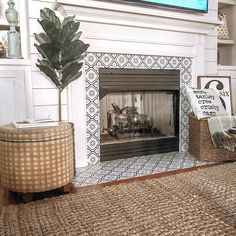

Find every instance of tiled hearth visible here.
[73,152,212,187]
[85,53,192,165]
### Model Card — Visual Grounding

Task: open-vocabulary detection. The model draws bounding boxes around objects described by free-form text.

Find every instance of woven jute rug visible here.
[1,163,236,235]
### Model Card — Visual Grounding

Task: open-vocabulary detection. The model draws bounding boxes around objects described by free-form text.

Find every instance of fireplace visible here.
[84,52,192,165]
[55,0,215,167]
[99,68,180,161]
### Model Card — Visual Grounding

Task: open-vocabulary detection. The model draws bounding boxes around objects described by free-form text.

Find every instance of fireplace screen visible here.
[100,91,175,144]
[99,68,180,161]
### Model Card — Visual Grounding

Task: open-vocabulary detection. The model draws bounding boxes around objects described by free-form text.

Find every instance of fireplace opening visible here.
[99,69,180,161]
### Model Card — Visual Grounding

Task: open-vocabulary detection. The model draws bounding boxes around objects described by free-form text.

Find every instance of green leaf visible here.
[61,40,89,66]
[40,8,61,29]
[61,55,85,72]
[61,62,83,83]
[72,54,87,63]
[71,31,82,41]
[35,8,89,94]
[61,21,80,43]
[62,16,75,27]
[34,33,51,44]
[35,43,47,59]
[36,63,61,88]
[38,19,61,43]
[35,43,60,69]
[37,58,53,69]
[60,71,82,91]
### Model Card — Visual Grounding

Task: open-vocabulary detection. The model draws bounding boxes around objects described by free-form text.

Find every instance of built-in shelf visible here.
[218,65,236,71]
[217,0,236,66]
[218,39,235,45]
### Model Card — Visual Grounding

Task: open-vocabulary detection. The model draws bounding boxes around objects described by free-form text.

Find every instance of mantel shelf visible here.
[54,0,219,36]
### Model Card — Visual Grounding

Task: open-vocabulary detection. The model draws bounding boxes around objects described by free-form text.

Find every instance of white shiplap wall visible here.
[29,0,69,121]
[205,29,218,75]
[204,0,218,75]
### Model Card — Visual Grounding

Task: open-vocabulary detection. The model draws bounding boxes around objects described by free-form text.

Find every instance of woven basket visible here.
[188,113,236,162]
[0,122,74,193]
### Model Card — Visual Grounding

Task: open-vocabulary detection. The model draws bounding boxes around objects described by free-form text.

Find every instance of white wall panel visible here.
[208,28,217,37]
[30,35,40,54]
[231,80,236,114]
[32,72,55,89]
[33,88,67,106]
[208,0,218,10]
[29,18,51,35]
[205,62,218,75]
[31,54,40,71]
[33,104,68,121]
[205,35,218,50]
[205,49,217,62]
[205,29,218,77]
[0,70,27,125]
[29,0,54,18]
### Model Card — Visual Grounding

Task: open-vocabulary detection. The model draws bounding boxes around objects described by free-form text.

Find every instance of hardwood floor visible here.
[0,162,223,211]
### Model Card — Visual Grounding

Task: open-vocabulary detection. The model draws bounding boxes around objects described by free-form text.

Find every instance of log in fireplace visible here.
[99,68,180,161]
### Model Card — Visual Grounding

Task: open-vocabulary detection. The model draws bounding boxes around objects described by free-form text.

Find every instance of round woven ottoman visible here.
[0,122,74,194]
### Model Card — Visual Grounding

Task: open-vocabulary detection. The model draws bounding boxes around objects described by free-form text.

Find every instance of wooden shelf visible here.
[218,39,235,45]
[218,65,236,70]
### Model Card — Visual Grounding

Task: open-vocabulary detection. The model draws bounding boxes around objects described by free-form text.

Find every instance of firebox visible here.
[99,68,180,161]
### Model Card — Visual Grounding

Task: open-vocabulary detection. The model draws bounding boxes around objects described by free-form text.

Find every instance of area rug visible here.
[1,163,236,235]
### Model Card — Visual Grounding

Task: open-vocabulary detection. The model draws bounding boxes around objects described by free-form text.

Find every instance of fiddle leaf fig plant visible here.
[34,8,89,121]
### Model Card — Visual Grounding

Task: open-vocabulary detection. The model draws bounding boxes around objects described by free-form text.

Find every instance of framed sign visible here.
[198,76,232,115]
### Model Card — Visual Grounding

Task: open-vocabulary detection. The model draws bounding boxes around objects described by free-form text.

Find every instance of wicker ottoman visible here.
[0,122,74,193]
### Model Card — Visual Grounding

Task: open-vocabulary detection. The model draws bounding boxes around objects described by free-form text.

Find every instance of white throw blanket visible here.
[208,115,236,152]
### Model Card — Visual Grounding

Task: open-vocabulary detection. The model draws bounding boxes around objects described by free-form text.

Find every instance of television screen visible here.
[124,0,208,13]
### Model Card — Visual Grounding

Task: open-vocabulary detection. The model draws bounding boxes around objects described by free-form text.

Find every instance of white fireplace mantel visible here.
[51,0,219,167]
[53,0,219,35]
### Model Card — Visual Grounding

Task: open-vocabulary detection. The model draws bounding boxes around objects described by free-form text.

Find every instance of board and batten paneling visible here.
[0,70,26,125]
[205,28,218,75]
[33,104,68,120]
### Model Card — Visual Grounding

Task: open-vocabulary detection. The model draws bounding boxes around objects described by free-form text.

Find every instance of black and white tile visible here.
[73,152,212,187]
[85,52,192,165]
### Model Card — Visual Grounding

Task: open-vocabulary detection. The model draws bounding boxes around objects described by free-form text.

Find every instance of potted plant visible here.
[34,8,89,121]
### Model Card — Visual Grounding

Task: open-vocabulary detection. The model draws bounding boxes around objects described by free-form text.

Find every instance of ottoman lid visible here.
[0,122,73,142]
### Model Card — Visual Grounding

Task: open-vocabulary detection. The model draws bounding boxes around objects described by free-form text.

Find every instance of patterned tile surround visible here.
[85,52,192,165]
[73,151,212,187]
